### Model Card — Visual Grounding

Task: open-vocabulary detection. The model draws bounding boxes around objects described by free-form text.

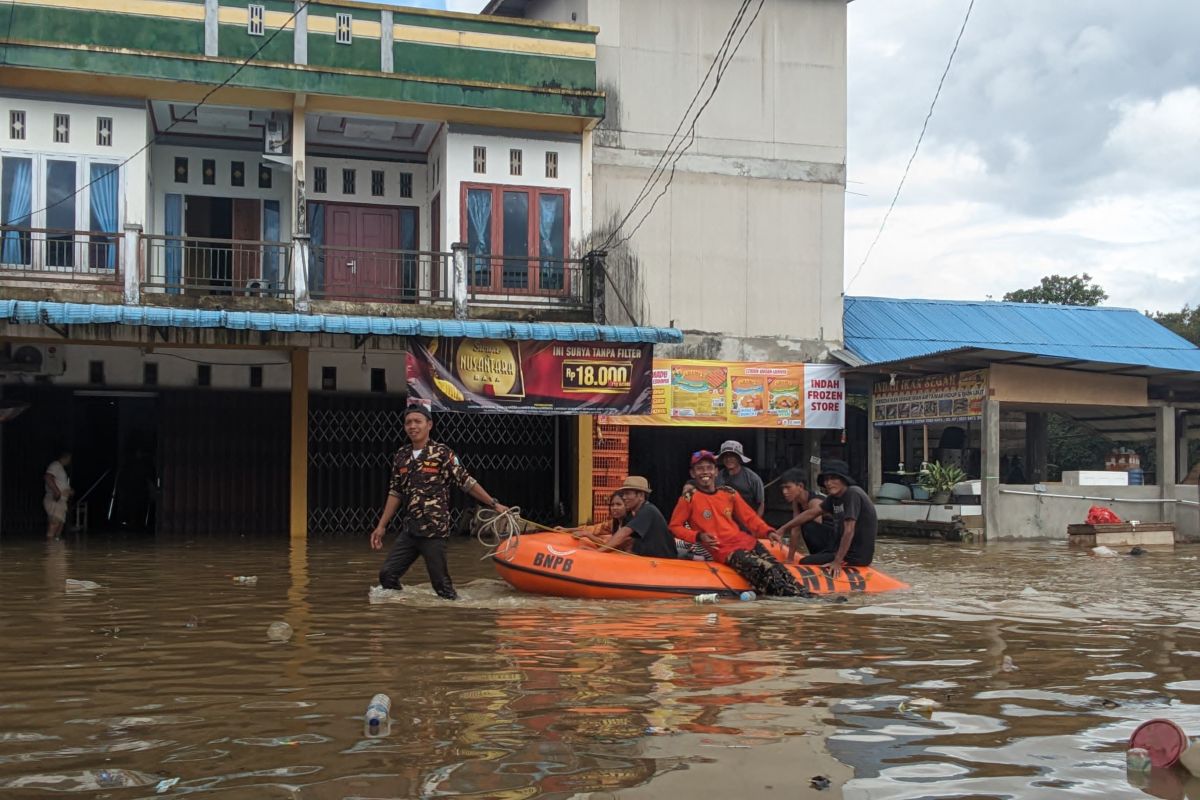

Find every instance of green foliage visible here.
[1148,305,1200,346]
[918,461,967,493]
[1003,273,1108,306]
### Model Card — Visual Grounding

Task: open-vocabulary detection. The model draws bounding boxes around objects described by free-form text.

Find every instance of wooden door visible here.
[231,198,261,289]
[357,207,399,297]
[325,205,356,297]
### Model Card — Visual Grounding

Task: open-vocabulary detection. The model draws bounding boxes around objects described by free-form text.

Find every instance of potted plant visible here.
[919,461,967,505]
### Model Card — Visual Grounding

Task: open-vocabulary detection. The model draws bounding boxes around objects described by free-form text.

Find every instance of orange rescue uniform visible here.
[669,486,773,564]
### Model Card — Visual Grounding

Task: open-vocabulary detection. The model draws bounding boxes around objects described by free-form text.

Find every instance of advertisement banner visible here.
[611,359,845,429]
[406,337,653,415]
[872,369,988,427]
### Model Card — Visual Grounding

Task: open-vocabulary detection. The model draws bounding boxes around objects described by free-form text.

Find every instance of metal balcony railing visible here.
[465,253,590,309]
[0,226,122,286]
[308,245,452,304]
[141,234,292,297]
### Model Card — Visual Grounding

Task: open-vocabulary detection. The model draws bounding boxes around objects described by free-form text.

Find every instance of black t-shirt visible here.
[821,486,877,565]
[626,502,677,559]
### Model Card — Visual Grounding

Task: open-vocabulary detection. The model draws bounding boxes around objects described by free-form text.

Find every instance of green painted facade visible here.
[4,0,602,121]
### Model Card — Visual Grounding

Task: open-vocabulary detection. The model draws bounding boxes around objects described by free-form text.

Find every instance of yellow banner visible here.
[610,359,845,429]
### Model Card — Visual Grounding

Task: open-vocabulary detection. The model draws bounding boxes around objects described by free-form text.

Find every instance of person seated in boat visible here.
[669,451,809,598]
[769,469,837,563]
[596,476,677,559]
[789,459,876,579]
[565,492,632,550]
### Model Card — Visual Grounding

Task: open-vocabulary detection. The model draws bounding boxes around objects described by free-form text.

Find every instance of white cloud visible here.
[844,0,1200,313]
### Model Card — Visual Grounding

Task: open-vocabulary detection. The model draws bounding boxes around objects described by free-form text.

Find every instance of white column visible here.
[380,10,394,72]
[291,96,308,311]
[204,0,218,57]
[122,224,142,305]
[451,242,468,320]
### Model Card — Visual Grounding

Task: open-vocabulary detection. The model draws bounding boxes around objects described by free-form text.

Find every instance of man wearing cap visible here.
[670,450,809,597]
[598,476,677,559]
[796,459,876,579]
[716,440,765,516]
[369,405,508,600]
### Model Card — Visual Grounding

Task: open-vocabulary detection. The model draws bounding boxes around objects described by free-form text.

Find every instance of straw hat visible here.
[619,475,652,494]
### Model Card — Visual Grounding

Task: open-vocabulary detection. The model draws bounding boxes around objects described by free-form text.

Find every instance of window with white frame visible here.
[336,13,352,44]
[463,183,569,293]
[0,155,121,271]
[9,110,25,141]
[247,4,265,36]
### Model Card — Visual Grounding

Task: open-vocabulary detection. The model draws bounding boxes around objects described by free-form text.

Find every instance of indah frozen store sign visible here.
[406,337,654,415]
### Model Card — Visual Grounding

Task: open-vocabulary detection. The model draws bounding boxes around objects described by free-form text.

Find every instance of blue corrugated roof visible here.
[0,300,683,344]
[843,296,1200,373]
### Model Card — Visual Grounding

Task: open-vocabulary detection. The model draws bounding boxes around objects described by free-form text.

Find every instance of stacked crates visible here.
[591,420,629,523]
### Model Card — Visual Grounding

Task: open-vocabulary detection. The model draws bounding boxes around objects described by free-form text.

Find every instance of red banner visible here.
[406,337,653,414]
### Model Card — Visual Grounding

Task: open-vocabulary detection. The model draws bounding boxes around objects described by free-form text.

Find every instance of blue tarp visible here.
[844,296,1200,373]
[0,300,683,345]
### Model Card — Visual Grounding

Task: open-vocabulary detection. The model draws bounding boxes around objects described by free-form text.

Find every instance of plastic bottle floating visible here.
[365,693,391,731]
[693,593,719,605]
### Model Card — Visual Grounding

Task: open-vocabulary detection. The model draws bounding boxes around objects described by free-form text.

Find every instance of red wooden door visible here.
[323,205,401,299]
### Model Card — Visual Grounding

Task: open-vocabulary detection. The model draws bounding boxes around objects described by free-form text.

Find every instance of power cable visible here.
[845,0,976,292]
[596,0,753,253]
[608,0,765,253]
[2,0,313,227]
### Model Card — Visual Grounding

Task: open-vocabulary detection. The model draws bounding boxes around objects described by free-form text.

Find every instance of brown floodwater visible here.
[1,534,1198,799]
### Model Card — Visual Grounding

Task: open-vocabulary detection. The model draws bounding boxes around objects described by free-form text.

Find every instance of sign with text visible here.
[871,369,988,427]
[406,337,653,414]
[612,359,845,429]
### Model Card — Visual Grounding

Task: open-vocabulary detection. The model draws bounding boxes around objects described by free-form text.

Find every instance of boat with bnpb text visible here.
[492,532,908,600]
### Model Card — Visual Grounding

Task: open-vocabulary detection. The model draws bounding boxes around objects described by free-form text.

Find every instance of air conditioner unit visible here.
[263,115,287,155]
[0,343,65,376]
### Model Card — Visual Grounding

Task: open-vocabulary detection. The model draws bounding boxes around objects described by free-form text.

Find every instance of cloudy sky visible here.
[391,0,1199,313]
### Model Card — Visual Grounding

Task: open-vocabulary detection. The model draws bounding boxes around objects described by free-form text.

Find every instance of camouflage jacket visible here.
[388,440,476,538]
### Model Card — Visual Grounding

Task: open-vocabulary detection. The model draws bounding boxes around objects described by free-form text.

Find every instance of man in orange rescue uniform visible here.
[669,450,811,598]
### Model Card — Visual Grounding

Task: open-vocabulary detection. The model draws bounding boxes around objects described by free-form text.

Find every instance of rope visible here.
[474,506,524,558]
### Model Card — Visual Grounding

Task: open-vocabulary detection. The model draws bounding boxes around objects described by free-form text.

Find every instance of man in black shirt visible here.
[791,460,876,578]
[603,476,677,559]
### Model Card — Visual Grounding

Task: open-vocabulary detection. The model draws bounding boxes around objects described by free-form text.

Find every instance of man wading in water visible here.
[370,405,508,600]
[669,450,811,598]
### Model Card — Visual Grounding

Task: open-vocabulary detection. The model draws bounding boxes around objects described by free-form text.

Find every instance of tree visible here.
[1003,274,1108,306]
[1149,305,1200,346]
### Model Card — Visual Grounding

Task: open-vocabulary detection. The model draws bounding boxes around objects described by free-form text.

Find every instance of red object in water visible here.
[1129,719,1189,768]
[1086,506,1122,525]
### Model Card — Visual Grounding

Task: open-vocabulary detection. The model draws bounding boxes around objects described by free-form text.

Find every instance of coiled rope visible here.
[475,506,524,558]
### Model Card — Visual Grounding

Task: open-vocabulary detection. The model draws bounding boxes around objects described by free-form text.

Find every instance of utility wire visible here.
[596,0,753,253]
[845,0,976,292]
[2,0,313,227]
[609,0,765,252]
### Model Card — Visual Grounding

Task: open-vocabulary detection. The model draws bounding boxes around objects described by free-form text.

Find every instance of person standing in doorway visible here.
[369,405,508,600]
[43,449,73,539]
[716,440,765,516]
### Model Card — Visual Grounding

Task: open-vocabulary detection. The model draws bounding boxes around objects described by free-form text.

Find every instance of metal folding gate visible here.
[307,395,560,536]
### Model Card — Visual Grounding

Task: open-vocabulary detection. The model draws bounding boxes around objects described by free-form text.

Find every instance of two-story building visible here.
[0,0,681,538]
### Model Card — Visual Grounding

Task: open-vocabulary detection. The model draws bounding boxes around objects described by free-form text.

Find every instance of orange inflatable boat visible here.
[491,532,908,599]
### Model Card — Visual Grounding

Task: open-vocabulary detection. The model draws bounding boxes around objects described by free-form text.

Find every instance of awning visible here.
[0,301,683,344]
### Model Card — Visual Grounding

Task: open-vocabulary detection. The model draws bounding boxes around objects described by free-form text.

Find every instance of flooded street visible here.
[1,535,1198,799]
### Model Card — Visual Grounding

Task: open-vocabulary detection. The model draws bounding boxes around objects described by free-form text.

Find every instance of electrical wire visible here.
[845,0,977,292]
[2,0,313,227]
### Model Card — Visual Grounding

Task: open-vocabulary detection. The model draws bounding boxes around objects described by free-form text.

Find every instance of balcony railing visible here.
[465,254,590,309]
[141,234,292,298]
[309,245,451,304]
[0,226,122,287]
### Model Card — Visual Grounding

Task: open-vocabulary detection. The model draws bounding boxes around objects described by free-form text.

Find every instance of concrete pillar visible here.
[1024,412,1048,484]
[291,97,309,311]
[122,224,142,305]
[1177,410,1190,482]
[379,10,393,72]
[867,421,882,498]
[1157,405,1177,524]
[451,242,468,320]
[982,398,1001,540]
[204,0,218,57]
[589,251,606,324]
[574,416,594,525]
[289,348,309,540]
[293,0,308,64]
[292,235,310,312]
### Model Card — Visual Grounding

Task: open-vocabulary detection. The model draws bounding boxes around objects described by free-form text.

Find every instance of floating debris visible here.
[810,775,831,790]
[65,579,101,591]
[266,621,293,643]
[1091,546,1119,558]
[1002,655,1019,672]
[233,576,258,585]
